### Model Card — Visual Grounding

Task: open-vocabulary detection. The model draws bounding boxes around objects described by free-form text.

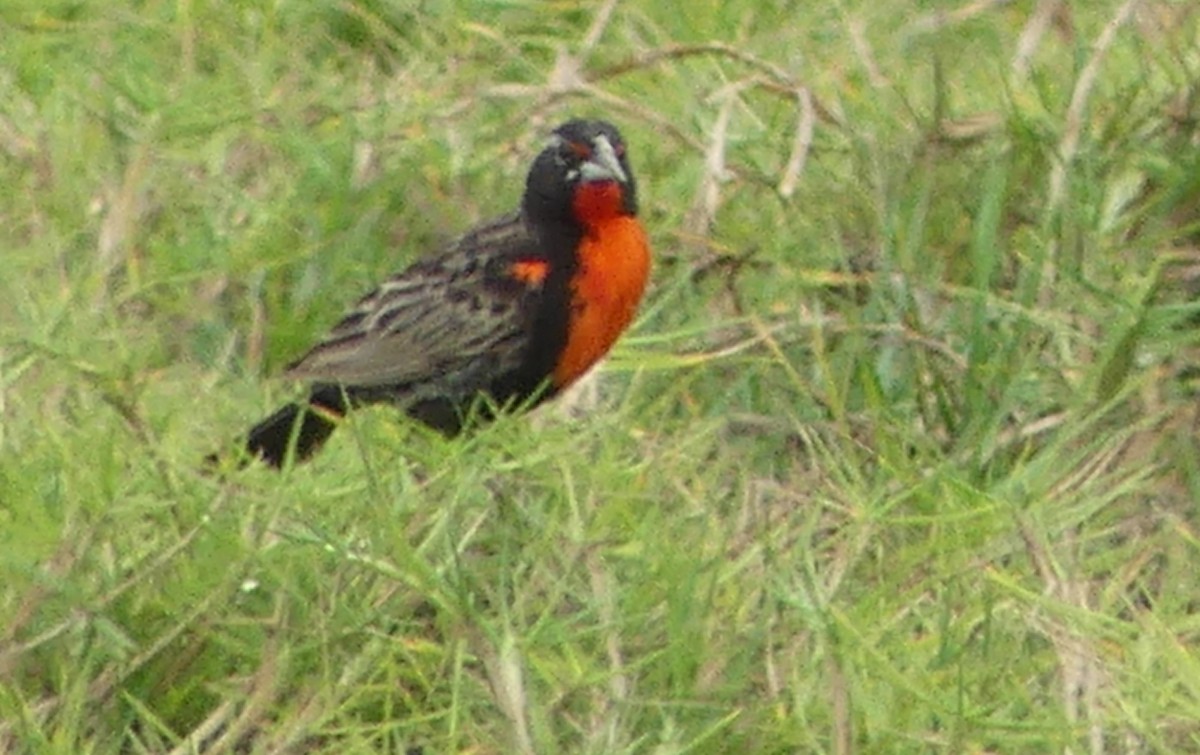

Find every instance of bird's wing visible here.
[283,214,546,396]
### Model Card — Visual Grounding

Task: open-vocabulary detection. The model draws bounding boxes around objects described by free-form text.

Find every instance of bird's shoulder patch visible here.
[507,259,550,287]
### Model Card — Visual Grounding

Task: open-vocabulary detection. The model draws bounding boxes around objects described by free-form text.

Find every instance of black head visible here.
[522,119,638,227]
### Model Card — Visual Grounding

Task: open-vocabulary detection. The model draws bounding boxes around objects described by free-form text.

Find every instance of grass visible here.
[2,0,1200,752]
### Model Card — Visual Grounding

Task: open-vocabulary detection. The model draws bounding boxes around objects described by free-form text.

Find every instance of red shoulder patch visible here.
[509,259,549,286]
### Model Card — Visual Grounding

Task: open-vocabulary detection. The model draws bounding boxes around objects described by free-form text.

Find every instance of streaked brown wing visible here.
[283,213,544,395]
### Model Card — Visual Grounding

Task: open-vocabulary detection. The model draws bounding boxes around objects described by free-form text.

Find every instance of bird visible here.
[218,119,651,468]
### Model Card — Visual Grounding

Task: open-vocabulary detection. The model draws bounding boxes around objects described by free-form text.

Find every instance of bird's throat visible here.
[571,180,627,228]
[551,215,650,388]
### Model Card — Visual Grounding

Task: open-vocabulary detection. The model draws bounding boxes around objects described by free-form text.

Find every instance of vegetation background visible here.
[2,0,1199,752]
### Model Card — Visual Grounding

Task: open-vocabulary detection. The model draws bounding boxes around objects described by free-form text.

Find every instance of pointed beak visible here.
[579,135,628,184]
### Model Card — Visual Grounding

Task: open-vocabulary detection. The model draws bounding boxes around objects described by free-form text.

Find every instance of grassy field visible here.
[2,0,1200,752]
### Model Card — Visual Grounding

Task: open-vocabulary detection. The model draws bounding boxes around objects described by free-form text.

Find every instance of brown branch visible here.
[1012,0,1065,80]
[1046,0,1143,215]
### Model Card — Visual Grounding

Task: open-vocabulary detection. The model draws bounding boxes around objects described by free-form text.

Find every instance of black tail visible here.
[241,385,349,468]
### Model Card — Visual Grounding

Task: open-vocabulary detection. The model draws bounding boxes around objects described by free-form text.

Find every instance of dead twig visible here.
[578,0,621,58]
[591,41,841,128]
[1046,0,1143,216]
[846,17,889,88]
[1012,0,1067,81]
[778,87,816,199]
[685,82,742,237]
[905,0,1016,36]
